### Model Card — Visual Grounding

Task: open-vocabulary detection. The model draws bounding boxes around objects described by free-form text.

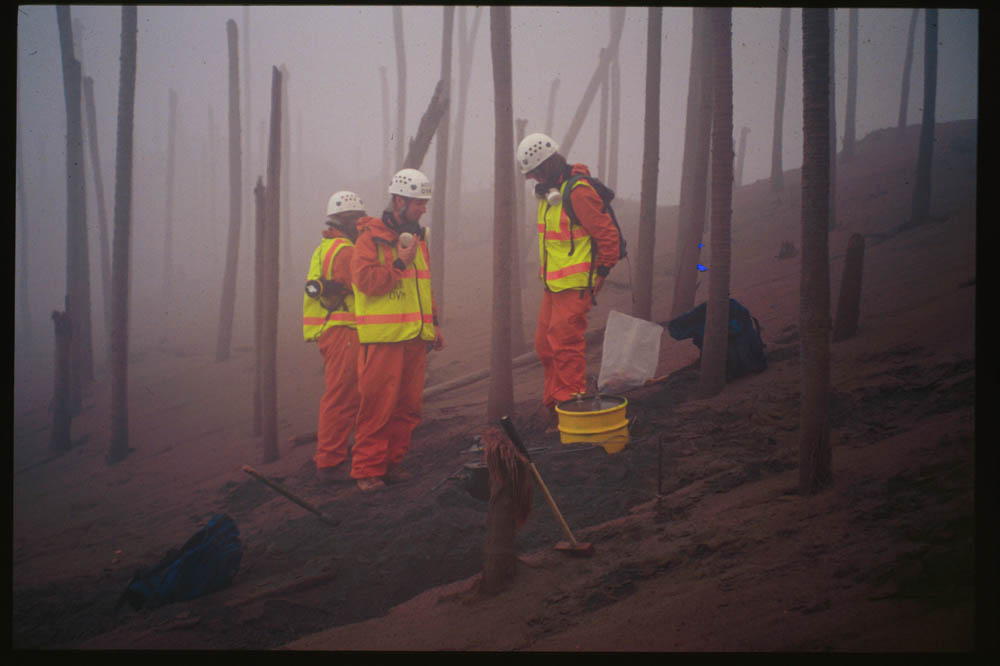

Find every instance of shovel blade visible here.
[554,540,595,557]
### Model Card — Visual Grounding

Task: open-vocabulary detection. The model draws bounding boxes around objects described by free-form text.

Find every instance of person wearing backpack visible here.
[515,133,623,426]
[302,191,366,484]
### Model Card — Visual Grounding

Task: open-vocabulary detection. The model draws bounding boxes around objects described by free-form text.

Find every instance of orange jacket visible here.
[560,163,621,275]
[322,226,354,286]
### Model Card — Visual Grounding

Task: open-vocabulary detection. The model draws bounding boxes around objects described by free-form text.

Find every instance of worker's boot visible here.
[357,477,386,492]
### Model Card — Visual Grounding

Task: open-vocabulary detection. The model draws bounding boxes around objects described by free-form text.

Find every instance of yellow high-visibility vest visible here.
[302,237,356,341]
[537,178,595,292]
[353,239,435,344]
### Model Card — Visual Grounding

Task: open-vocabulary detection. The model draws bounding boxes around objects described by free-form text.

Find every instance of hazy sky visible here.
[15,6,978,380]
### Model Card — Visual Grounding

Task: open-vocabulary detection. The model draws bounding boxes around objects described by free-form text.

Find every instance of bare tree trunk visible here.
[400,80,449,172]
[770,7,791,194]
[243,6,252,194]
[544,77,560,137]
[833,233,865,342]
[82,76,113,350]
[670,7,712,320]
[799,7,833,494]
[432,7,454,323]
[632,7,662,323]
[598,48,609,178]
[560,9,627,155]
[51,302,73,453]
[842,8,859,162]
[487,5,515,423]
[108,5,137,464]
[162,89,177,315]
[448,5,483,223]
[216,19,242,362]
[909,9,938,228]
[280,64,292,282]
[57,6,94,401]
[209,106,218,265]
[697,6,734,400]
[380,65,391,188]
[260,66,282,464]
[511,118,528,357]
[897,8,919,135]
[828,9,837,231]
[16,71,34,347]
[393,6,406,168]
[253,176,265,436]
[608,55,621,191]
[735,126,749,188]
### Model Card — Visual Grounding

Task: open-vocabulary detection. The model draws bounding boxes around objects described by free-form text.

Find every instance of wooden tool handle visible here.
[242,466,339,527]
[529,463,579,546]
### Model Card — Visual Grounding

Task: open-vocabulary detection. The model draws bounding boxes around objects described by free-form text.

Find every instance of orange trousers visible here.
[314,326,361,470]
[351,338,427,479]
[535,288,593,407]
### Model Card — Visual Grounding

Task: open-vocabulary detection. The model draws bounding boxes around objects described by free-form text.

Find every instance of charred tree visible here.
[400,79,449,172]
[697,6,734,399]
[609,52,622,191]
[598,48,609,179]
[243,6,251,192]
[448,5,483,221]
[380,65,391,188]
[83,75,113,343]
[833,233,865,342]
[479,427,532,596]
[280,64,292,283]
[511,117,529,357]
[216,19,242,362]
[487,5,515,423]
[544,77,560,137]
[51,302,73,454]
[828,9,838,230]
[842,9,859,162]
[431,7,454,322]
[260,67,283,464]
[632,7,662,323]
[897,9,919,138]
[108,5,138,465]
[770,7,791,195]
[799,7,833,494]
[908,9,938,229]
[253,176,265,436]
[735,126,749,188]
[560,8,626,155]
[162,89,178,314]
[670,7,713,320]
[16,71,33,347]
[393,6,406,168]
[57,6,94,400]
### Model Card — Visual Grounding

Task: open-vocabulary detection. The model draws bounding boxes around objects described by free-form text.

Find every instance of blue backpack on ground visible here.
[116,514,243,611]
[667,298,767,380]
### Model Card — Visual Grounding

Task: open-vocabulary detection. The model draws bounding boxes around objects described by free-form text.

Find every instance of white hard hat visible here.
[388,168,433,199]
[327,190,365,217]
[517,132,559,174]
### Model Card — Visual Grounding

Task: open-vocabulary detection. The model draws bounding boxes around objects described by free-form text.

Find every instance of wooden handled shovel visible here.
[242,466,340,528]
[499,416,594,557]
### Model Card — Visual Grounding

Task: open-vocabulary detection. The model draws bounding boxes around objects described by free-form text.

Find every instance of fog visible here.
[14,6,978,406]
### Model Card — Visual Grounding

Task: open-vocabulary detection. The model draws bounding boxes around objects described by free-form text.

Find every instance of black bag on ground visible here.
[667,298,767,380]
[116,513,243,611]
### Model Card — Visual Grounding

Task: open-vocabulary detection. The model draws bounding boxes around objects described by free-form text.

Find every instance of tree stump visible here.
[833,233,865,341]
[478,426,533,596]
[51,306,73,453]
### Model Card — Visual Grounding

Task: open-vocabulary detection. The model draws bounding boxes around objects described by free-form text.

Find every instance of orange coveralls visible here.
[350,214,436,480]
[313,228,361,471]
[536,163,621,407]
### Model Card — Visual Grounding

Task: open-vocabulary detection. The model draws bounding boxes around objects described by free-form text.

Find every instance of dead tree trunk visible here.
[243,7,252,196]
[560,8,626,155]
[380,65,391,188]
[216,19,242,362]
[735,126,749,187]
[431,7,454,323]
[770,7,791,195]
[393,6,406,168]
[897,9,919,136]
[632,6,663,323]
[162,89,177,315]
[448,6,483,223]
[842,8,859,162]
[544,77,560,137]
[598,48,609,178]
[487,5,515,423]
[280,64,292,282]
[909,9,938,229]
[260,66,283,464]
[511,117,528,358]
[83,76,113,345]
[400,79,449,172]
[51,301,73,453]
[57,6,94,401]
[833,233,865,342]
[16,74,34,347]
[697,6,734,400]
[609,55,621,191]
[108,5,137,465]
[253,176,265,436]
[828,9,837,231]
[670,6,712,320]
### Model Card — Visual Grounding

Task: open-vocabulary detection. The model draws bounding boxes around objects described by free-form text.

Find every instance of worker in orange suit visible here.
[302,190,367,484]
[515,133,622,426]
[350,168,443,493]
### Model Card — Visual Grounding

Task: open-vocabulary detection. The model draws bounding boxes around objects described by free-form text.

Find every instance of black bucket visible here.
[463,462,489,501]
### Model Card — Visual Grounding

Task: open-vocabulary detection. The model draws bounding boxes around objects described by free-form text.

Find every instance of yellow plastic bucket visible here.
[555,394,629,454]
